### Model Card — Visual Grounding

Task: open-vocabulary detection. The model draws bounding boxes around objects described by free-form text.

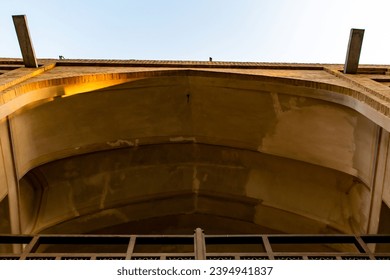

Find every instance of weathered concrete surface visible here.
[0,147,7,202]
[9,75,378,184]
[22,144,368,235]
[1,59,390,236]
[382,142,390,208]
[0,197,11,253]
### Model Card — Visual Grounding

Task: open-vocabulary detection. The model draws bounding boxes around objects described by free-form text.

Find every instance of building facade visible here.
[1,21,390,258]
[1,58,390,241]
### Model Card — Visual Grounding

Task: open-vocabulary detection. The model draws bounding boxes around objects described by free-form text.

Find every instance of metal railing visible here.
[1,229,390,260]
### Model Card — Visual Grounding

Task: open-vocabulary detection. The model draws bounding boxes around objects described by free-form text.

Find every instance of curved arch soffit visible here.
[6,69,385,180]
[2,68,389,130]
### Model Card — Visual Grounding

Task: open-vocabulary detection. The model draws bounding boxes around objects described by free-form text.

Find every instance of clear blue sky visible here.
[1,0,390,64]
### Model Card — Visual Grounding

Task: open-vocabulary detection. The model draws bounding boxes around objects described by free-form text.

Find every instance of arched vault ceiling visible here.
[3,68,390,127]
[10,74,378,183]
[7,70,380,235]
[24,143,370,235]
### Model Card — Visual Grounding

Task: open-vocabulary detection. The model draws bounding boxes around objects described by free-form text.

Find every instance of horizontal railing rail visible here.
[1,229,390,260]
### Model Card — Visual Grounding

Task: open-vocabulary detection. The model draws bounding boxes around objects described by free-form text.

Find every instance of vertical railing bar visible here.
[19,236,40,260]
[125,236,136,260]
[262,236,275,260]
[194,228,206,260]
[355,236,375,260]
